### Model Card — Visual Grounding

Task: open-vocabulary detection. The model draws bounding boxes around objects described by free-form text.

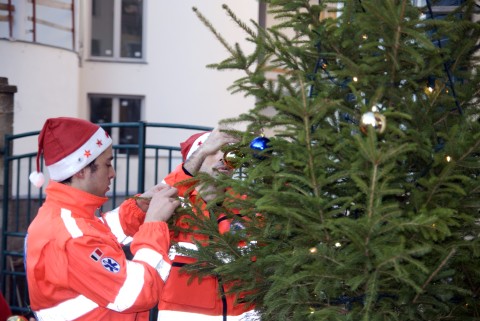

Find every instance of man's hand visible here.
[199,127,238,156]
[144,184,180,222]
[184,127,239,175]
[135,183,168,212]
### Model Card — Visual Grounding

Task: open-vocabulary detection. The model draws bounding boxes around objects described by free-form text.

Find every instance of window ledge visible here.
[85,57,148,64]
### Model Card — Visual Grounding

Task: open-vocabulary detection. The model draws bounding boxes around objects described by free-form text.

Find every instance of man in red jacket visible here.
[157,127,258,321]
[26,117,179,321]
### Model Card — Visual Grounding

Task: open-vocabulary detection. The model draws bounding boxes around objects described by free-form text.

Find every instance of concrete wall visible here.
[80,1,258,132]
[0,40,80,154]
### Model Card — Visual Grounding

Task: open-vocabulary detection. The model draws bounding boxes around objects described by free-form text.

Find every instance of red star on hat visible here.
[96,139,103,147]
[180,132,211,161]
[84,150,92,158]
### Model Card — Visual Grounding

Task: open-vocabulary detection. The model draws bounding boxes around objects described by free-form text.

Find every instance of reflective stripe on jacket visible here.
[26,181,171,321]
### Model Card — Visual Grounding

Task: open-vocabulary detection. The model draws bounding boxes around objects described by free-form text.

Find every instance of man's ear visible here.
[74,168,86,179]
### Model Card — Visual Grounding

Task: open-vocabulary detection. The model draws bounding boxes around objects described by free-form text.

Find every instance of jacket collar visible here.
[44,181,108,218]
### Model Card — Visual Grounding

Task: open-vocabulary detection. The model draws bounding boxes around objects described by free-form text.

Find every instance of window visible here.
[89,95,143,154]
[90,0,144,60]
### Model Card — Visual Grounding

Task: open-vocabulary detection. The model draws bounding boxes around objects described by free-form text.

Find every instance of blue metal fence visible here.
[1,122,212,318]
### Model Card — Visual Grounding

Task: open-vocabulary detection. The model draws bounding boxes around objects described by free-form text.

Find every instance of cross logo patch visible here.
[101,257,121,273]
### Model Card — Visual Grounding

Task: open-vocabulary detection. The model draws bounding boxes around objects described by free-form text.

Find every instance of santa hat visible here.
[29,117,113,187]
[180,131,211,161]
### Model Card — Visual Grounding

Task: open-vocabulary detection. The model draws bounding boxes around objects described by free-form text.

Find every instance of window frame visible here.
[88,93,145,155]
[88,0,146,62]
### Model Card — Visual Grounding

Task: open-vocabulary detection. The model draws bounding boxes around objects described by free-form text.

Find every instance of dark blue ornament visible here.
[249,136,270,151]
[345,93,356,102]
[249,136,270,159]
[434,138,445,152]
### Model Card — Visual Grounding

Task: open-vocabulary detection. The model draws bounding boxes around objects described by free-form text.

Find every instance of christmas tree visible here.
[176,1,480,320]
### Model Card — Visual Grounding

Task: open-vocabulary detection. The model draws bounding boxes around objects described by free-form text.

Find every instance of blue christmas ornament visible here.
[249,135,270,159]
[249,136,270,151]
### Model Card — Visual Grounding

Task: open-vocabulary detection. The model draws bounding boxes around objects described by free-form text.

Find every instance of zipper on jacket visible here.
[218,276,227,321]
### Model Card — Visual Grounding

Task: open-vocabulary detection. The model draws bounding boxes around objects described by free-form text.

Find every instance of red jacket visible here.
[26,181,171,321]
[158,164,257,321]
[0,292,12,321]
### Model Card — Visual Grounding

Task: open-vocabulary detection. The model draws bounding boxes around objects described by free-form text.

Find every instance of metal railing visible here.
[1,122,212,318]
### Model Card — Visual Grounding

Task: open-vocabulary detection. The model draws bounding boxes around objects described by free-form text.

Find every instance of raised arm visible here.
[183,127,239,175]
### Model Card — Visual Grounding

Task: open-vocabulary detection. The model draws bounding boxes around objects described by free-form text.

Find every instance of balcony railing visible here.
[0,0,75,50]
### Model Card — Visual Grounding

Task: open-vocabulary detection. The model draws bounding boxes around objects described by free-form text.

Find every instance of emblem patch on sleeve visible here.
[90,248,103,262]
[101,257,121,273]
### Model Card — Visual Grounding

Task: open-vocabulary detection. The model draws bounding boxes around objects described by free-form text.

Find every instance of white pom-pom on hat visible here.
[29,171,45,188]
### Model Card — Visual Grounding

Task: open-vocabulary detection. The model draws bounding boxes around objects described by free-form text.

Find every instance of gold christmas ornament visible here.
[7,317,29,321]
[359,111,386,135]
[223,149,244,169]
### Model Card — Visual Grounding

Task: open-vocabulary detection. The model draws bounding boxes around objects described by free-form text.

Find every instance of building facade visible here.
[0,0,259,154]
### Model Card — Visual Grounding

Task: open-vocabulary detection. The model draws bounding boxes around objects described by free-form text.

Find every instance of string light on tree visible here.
[426,76,436,94]
[320,58,328,70]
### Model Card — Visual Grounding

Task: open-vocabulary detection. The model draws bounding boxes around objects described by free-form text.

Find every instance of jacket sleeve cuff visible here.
[130,222,171,281]
[119,198,147,237]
